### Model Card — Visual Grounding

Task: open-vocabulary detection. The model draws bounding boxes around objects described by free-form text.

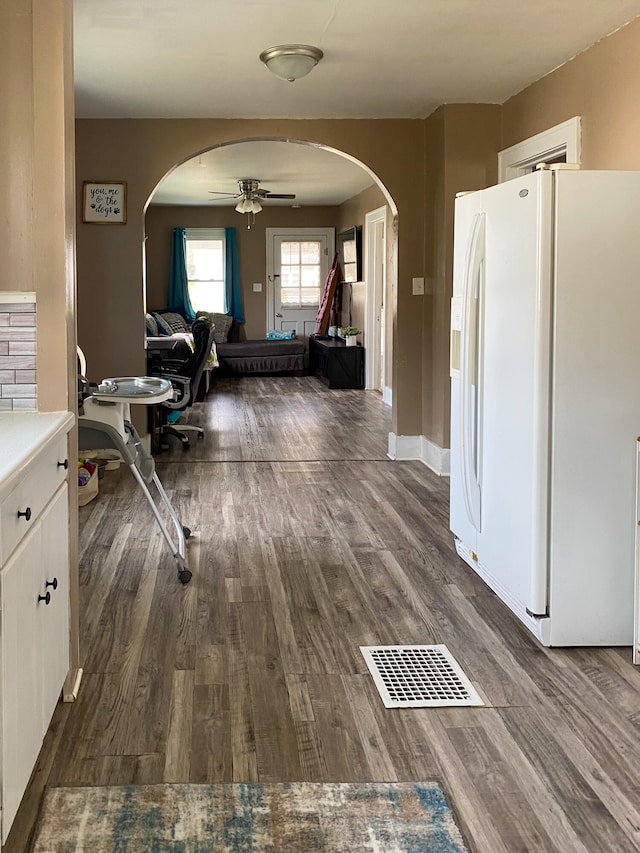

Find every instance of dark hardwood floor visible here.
[9,376,640,852]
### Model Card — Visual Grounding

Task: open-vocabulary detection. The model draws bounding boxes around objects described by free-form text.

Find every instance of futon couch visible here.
[215,338,304,375]
[146,311,304,376]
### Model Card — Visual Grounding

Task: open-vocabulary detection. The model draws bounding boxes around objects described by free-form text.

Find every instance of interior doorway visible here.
[364,207,386,394]
[145,137,399,415]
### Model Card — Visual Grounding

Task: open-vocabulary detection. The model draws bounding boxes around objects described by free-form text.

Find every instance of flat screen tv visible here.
[337,226,362,283]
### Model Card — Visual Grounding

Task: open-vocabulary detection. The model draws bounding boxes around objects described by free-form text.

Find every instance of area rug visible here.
[32,782,469,852]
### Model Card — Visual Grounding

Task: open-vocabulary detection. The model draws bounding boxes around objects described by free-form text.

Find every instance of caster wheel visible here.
[182,526,191,539]
[178,569,192,584]
[182,443,191,451]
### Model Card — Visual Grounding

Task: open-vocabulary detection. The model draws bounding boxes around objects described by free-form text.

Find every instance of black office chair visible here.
[149,315,215,449]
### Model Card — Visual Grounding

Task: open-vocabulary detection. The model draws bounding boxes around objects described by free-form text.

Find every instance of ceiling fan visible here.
[208,178,296,228]
[208,178,296,205]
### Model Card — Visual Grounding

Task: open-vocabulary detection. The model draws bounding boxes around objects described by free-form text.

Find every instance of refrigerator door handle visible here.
[460,212,484,532]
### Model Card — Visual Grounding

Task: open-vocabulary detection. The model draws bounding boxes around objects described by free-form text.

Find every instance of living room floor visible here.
[8,376,640,853]
[161,373,393,463]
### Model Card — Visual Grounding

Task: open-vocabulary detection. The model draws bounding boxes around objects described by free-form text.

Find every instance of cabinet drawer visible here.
[0,434,68,565]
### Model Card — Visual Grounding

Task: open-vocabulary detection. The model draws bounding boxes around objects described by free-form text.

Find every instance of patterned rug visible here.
[32,782,469,852]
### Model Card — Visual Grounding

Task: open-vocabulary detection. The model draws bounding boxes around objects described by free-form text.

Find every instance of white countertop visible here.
[0,412,75,495]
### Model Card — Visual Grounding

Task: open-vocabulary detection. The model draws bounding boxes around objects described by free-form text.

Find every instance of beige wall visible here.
[502,17,640,168]
[424,16,640,450]
[75,120,424,436]
[423,104,501,448]
[336,183,388,347]
[145,204,339,340]
[2,0,77,412]
[1,0,80,696]
[74,17,640,452]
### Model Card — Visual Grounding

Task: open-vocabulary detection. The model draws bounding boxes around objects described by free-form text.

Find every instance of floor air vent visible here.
[360,645,484,708]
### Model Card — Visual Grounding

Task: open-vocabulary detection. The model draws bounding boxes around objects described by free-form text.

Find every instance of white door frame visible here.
[498,116,581,183]
[364,206,386,391]
[265,227,335,333]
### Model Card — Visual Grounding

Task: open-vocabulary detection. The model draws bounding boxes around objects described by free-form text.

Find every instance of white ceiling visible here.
[152,141,376,207]
[73,0,640,206]
[74,0,640,119]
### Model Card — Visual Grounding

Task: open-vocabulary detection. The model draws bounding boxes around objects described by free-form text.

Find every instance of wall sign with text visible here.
[82,181,127,224]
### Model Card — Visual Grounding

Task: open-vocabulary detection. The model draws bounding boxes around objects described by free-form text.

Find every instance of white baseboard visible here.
[387,432,450,476]
[63,667,84,703]
[423,436,450,476]
[382,386,392,407]
[387,433,421,460]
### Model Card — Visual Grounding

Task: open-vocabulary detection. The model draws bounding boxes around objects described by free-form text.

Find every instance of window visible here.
[280,240,322,307]
[498,117,581,183]
[185,228,225,313]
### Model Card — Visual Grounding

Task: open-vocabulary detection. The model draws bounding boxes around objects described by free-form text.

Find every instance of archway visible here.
[143,137,398,401]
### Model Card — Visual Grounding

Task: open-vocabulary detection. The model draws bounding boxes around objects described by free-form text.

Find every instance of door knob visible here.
[57,459,69,469]
[17,507,32,522]
[276,312,283,318]
[38,591,51,606]
[46,578,58,591]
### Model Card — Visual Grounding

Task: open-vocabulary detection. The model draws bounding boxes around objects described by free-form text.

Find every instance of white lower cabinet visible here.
[38,488,70,734]
[0,416,72,844]
[1,519,41,841]
[1,484,70,841]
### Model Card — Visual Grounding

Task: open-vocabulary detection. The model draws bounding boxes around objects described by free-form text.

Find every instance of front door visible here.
[266,228,335,347]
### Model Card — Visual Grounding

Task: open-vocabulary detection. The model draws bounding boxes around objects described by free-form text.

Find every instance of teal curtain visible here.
[168,228,195,321]
[224,227,244,324]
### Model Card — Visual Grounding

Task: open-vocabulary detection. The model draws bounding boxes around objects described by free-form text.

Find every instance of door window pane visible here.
[281,266,300,288]
[281,242,299,265]
[279,240,322,308]
[301,266,319,288]
[300,288,319,306]
[301,242,320,264]
[281,288,301,305]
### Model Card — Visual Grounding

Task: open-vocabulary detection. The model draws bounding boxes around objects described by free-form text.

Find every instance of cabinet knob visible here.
[46,578,58,591]
[38,591,51,606]
[17,507,32,522]
[57,459,69,470]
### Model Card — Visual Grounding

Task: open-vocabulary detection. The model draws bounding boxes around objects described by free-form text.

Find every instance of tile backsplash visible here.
[0,293,37,411]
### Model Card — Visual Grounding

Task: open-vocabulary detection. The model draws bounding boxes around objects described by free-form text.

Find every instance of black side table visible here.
[309,335,365,389]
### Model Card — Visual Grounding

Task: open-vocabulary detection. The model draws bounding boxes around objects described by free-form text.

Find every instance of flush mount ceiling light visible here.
[259,44,323,83]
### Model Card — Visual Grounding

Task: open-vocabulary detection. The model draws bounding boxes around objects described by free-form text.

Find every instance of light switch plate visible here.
[412,277,425,295]
[253,282,262,292]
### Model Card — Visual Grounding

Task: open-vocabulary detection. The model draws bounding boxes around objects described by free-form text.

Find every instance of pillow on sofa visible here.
[153,311,189,335]
[145,313,159,336]
[210,312,233,344]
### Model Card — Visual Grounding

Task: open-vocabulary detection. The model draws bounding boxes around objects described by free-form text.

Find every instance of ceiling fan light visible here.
[235,196,263,216]
[259,45,323,82]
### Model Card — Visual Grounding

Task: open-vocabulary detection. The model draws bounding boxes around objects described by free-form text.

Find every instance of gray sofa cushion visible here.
[145,313,159,336]
[210,313,233,343]
[153,311,190,335]
[216,339,304,358]
[216,339,304,374]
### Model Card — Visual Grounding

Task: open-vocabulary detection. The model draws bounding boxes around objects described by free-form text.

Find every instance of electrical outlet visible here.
[252,282,262,292]
[412,277,425,295]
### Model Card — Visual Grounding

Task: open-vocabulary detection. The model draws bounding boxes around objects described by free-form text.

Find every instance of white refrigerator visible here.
[450,167,640,646]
